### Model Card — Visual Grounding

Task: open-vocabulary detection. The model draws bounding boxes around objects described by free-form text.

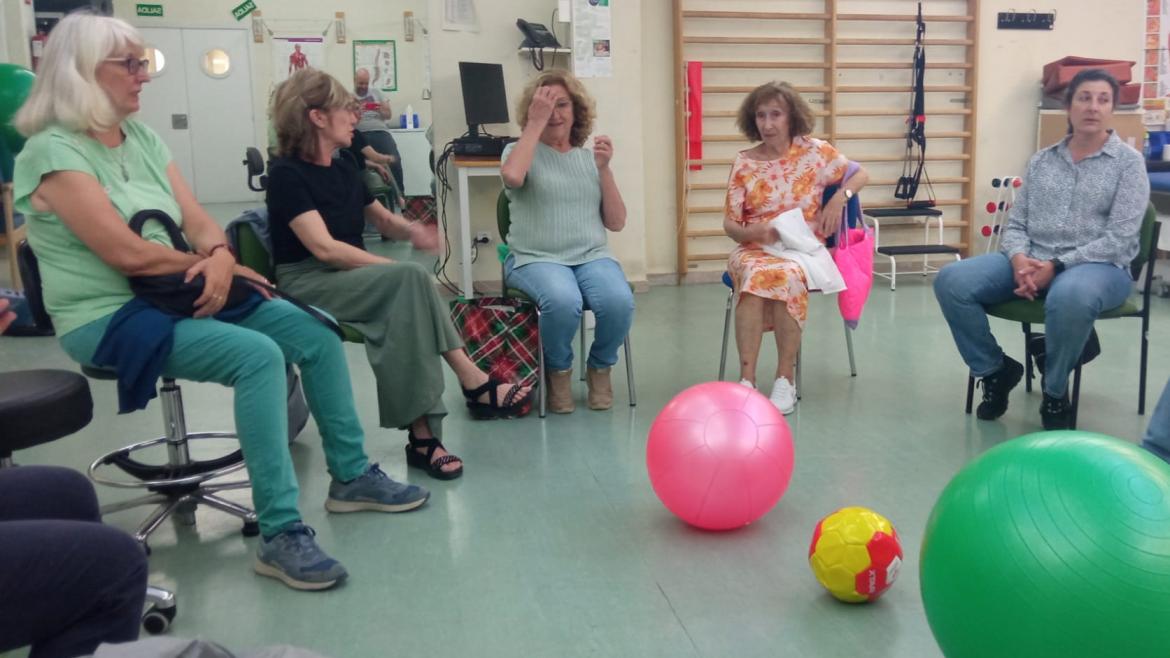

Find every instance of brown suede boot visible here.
[586,366,613,410]
[547,368,575,414]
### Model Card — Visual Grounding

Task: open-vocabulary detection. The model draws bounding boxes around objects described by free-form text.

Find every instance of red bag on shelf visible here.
[1042,56,1134,94]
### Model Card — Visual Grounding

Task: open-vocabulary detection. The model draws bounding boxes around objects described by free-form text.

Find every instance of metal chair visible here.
[496,189,636,417]
[963,203,1161,428]
[717,272,857,395]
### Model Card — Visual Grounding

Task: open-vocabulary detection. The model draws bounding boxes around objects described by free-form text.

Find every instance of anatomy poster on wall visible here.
[353,40,398,92]
[572,0,612,78]
[272,37,324,83]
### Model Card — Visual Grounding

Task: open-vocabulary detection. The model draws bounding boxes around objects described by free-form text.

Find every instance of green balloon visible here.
[0,63,35,181]
[920,431,1170,657]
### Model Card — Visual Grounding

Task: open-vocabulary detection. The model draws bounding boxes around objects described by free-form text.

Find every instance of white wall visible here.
[426,0,648,288]
[0,0,36,67]
[110,0,431,154]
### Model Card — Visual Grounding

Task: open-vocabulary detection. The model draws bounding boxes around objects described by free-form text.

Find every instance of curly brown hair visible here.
[735,81,815,142]
[271,69,355,159]
[515,69,596,147]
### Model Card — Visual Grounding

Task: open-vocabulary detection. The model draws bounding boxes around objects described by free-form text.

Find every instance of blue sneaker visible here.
[253,523,347,591]
[325,463,430,513]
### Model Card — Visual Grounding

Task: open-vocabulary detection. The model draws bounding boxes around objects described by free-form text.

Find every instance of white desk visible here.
[453,156,502,297]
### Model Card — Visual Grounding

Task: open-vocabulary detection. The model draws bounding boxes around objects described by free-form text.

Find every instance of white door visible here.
[181,29,255,203]
[137,28,256,204]
[137,28,195,188]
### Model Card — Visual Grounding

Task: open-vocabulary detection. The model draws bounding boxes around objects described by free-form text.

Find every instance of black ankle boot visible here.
[1040,393,1072,430]
[976,356,1025,420]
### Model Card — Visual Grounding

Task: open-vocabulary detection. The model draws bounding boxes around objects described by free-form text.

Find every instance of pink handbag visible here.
[833,223,874,329]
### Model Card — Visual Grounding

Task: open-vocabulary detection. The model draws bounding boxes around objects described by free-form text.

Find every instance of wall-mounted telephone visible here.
[517,19,561,49]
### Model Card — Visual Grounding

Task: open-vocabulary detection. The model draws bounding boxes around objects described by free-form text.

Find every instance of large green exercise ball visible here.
[0,63,35,181]
[920,431,1170,658]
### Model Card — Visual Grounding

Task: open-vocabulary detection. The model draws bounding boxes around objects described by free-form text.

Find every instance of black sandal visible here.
[462,378,535,420]
[405,433,463,480]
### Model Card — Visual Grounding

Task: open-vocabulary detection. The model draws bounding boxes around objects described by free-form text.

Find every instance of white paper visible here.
[272,37,324,85]
[443,0,479,32]
[572,0,612,78]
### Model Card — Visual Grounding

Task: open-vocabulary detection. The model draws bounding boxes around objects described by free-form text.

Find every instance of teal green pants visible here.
[59,299,370,537]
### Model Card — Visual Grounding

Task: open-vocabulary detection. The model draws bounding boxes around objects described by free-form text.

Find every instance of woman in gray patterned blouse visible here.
[933,69,1149,430]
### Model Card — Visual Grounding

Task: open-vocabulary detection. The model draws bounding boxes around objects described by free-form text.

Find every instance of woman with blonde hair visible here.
[500,69,634,413]
[266,69,534,479]
[13,11,426,591]
[723,81,868,414]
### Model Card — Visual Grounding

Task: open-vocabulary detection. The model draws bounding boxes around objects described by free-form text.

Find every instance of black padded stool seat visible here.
[0,369,93,456]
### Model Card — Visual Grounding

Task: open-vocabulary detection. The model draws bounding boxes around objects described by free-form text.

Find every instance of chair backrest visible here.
[236,223,275,282]
[496,188,511,245]
[15,240,54,332]
[1131,202,1159,281]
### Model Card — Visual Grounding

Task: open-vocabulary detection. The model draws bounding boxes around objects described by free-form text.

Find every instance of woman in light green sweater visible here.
[501,70,634,413]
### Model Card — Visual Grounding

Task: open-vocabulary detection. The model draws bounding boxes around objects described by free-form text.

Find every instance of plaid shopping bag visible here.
[449,296,540,389]
[403,196,437,223]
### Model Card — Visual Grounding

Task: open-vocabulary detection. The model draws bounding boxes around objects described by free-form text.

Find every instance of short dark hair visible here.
[1064,69,1120,108]
[735,82,816,142]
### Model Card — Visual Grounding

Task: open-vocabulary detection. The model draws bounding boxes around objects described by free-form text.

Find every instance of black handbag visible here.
[126,210,345,340]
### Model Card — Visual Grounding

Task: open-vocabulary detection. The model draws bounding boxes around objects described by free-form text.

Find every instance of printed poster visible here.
[572,0,612,78]
[272,37,324,84]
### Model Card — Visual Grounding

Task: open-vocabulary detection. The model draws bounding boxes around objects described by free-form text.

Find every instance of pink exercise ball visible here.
[646,382,794,530]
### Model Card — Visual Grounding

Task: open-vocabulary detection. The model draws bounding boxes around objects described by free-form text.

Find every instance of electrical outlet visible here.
[475,231,492,244]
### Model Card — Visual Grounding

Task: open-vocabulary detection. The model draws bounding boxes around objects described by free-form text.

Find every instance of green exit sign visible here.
[136,4,163,17]
[231,0,257,21]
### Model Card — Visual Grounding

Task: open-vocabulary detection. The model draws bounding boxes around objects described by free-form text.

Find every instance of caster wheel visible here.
[142,605,176,635]
[242,521,260,537]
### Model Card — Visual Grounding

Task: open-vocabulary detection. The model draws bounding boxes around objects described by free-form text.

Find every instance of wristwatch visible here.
[1050,258,1065,275]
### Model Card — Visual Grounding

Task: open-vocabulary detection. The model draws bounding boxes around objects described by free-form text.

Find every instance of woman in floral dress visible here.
[723,82,868,413]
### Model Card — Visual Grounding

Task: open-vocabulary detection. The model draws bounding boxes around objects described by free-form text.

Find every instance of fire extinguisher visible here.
[30,32,47,71]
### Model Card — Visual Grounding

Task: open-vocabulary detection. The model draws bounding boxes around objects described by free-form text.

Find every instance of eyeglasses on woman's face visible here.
[105,56,151,76]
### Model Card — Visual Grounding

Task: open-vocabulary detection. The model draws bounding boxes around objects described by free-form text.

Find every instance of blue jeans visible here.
[1142,378,1170,464]
[933,253,1132,397]
[504,256,635,371]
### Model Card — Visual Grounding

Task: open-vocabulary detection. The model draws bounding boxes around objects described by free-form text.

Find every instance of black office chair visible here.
[17,241,258,553]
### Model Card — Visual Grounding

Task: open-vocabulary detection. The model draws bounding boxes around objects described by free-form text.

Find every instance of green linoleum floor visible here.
[3,233,1168,657]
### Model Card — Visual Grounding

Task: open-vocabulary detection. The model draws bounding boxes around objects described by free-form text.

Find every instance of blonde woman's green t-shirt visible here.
[13,120,180,336]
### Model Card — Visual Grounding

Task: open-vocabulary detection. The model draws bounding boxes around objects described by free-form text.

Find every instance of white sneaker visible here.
[738,379,755,389]
[770,376,796,415]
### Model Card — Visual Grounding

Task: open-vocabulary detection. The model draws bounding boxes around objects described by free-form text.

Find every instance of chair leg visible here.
[536,307,547,418]
[965,376,975,413]
[795,345,802,400]
[1140,314,1150,415]
[1070,364,1082,429]
[580,313,587,381]
[719,289,734,380]
[888,256,897,291]
[1022,323,1033,393]
[624,334,636,407]
[844,322,857,377]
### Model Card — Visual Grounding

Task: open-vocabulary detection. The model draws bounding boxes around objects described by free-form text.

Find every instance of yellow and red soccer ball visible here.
[808,507,903,603]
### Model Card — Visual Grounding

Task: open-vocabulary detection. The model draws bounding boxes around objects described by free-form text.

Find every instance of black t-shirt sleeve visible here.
[267,160,318,225]
[347,132,368,170]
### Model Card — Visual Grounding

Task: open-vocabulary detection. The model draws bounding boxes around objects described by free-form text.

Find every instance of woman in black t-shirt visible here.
[266,70,535,480]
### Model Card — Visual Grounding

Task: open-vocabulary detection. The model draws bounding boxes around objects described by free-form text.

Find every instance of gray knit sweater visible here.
[1000,131,1149,270]
[501,141,613,268]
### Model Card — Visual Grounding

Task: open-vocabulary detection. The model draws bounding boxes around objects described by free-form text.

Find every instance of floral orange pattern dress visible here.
[725,136,848,329]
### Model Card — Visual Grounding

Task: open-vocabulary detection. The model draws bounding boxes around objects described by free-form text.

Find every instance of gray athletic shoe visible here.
[253,523,347,591]
[325,463,430,513]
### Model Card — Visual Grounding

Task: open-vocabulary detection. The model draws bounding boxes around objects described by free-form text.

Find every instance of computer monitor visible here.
[458,62,509,137]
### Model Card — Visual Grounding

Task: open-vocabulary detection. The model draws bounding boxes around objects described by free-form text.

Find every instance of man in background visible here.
[354,68,405,196]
